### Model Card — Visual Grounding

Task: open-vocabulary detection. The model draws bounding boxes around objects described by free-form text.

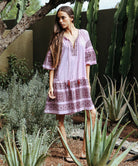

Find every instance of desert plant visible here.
[74,0,84,28]
[86,0,99,79]
[0,128,53,166]
[91,74,98,103]
[97,76,132,122]
[7,54,32,83]
[105,0,128,79]
[120,0,138,77]
[58,111,135,166]
[123,79,138,126]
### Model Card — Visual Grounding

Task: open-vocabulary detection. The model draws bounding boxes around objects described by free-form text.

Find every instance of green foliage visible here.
[74,0,84,28]
[0,128,52,166]
[0,54,31,88]
[0,72,9,89]
[105,0,138,79]
[1,0,40,20]
[123,78,138,126]
[105,0,128,79]
[0,72,57,139]
[98,76,132,122]
[7,54,32,84]
[86,0,99,79]
[86,0,99,49]
[119,0,138,77]
[90,74,98,104]
[58,111,135,166]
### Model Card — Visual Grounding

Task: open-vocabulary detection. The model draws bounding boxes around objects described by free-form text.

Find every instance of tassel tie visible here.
[68,80,70,87]
[67,80,80,87]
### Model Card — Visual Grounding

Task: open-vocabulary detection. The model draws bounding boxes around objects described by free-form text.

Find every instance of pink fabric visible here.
[43,29,97,115]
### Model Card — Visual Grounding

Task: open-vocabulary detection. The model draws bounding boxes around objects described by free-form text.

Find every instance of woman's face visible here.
[57,11,73,29]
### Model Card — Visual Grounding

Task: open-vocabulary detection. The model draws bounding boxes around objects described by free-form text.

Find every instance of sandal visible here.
[64,157,74,163]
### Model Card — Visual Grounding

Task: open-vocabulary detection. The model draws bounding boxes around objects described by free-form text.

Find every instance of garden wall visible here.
[0,30,33,72]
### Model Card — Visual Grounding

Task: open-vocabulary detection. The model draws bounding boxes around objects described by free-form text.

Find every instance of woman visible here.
[43,6,97,162]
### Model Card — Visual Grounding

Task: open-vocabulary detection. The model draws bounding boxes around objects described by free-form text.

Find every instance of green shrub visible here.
[7,54,32,83]
[0,72,57,140]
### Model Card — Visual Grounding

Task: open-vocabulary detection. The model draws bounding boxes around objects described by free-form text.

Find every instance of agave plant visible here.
[123,79,138,126]
[97,76,132,122]
[58,111,135,166]
[0,128,53,166]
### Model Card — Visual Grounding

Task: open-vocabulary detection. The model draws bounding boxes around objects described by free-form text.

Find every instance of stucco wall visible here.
[0,30,33,72]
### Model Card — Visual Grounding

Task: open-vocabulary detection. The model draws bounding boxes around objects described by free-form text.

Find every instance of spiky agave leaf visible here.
[57,127,83,166]
[123,91,138,126]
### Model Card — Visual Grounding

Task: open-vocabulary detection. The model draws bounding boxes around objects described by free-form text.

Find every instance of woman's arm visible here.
[48,70,56,99]
[86,65,91,92]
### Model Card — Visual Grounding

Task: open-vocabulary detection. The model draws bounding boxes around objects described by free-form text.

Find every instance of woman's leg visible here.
[81,108,96,158]
[56,114,70,157]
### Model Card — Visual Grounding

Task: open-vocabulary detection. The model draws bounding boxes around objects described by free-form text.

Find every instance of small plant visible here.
[58,111,135,166]
[123,78,138,126]
[98,76,132,122]
[7,54,32,83]
[0,72,9,89]
[0,128,52,166]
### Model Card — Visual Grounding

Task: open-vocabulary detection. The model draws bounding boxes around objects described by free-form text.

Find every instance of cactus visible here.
[16,0,30,23]
[86,0,99,49]
[105,0,128,79]
[119,0,138,77]
[86,0,99,80]
[74,0,84,28]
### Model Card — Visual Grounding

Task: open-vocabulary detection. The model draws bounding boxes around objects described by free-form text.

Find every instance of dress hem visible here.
[44,105,95,115]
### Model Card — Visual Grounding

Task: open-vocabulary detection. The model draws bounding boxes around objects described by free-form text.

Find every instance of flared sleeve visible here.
[43,50,55,70]
[85,31,97,66]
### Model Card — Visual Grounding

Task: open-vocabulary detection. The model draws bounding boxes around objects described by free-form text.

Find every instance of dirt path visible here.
[45,138,138,166]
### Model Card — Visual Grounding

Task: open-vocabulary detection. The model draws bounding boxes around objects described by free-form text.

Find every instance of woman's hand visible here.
[48,87,56,99]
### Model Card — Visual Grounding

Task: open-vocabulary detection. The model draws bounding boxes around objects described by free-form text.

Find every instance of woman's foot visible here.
[64,156,74,163]
[80,152,86,159]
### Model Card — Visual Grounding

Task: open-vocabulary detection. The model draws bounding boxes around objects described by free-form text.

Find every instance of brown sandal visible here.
[64,157,74,163]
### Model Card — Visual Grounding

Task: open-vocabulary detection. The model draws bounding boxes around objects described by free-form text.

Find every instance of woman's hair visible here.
[49,6,74,69]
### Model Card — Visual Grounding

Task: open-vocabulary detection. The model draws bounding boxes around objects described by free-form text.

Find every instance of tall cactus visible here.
[86,0,99,50]
[86,0,99,80]
[74,0,84,29]
[105,0,128,79]
[119,0,138,78]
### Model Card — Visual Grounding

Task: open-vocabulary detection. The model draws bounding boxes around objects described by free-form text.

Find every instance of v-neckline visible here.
[63,29,79,48]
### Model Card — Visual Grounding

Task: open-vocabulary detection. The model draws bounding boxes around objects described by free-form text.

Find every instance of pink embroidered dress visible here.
[43,29,97,115]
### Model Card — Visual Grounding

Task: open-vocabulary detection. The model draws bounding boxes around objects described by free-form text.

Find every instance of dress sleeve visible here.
[85,31,97,66]
[43,50,55,70]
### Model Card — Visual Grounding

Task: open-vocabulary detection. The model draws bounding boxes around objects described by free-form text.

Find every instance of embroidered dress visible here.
[43,29,97,115]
